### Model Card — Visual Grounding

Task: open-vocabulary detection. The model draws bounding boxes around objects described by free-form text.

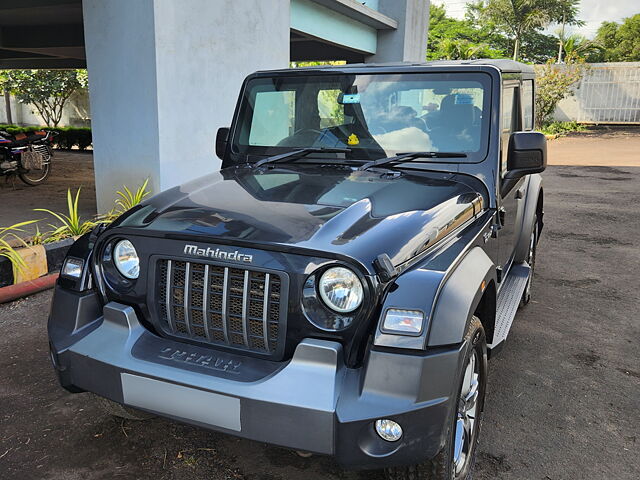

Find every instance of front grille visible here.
[156,259,284,354]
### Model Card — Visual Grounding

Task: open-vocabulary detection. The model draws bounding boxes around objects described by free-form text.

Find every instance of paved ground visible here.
[1,131,639,479]
[547,125,640,167]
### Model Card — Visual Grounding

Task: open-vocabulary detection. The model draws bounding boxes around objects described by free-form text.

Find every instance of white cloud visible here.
[433,0,639,38]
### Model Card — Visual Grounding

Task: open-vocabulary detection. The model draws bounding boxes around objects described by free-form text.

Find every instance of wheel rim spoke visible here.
[453,349,481,475]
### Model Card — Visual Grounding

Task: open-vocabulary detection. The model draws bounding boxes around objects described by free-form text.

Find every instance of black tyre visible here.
[385,316,488,480]
[19,158,52,186]
[520,215,538,306]
[92,394,156,421]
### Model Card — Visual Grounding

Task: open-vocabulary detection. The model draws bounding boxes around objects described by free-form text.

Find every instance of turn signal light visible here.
[382,309,425,335]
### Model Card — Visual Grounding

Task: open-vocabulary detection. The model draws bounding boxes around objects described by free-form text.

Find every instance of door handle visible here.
[515,187,525,199]
[498,207,506,226]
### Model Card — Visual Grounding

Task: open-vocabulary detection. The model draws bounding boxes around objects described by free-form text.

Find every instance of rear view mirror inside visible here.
[338,93,360,104]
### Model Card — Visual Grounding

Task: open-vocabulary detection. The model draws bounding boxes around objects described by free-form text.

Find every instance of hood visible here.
[117,165,484,272]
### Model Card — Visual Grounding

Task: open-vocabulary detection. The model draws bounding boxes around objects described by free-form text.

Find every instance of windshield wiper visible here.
[359,151,467,171]
[253,147,351,168]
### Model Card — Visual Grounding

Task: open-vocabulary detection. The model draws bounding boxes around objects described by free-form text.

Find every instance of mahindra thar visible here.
[49,60,545,479]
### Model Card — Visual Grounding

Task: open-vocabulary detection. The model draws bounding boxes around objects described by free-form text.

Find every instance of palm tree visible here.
[439,39,502,60]
[560,34,604,61]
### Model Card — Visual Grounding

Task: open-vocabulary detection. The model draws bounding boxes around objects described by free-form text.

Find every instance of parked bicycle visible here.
[0,130,56,186]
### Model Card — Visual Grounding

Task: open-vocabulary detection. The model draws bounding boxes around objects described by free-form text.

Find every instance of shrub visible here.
[35,188,96,239]
[534,56,586,128]
[0,124,92,150]
[0,221,38,273]
[541,121,586,136]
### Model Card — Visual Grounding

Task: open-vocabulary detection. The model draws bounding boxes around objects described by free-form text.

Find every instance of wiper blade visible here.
[253,147,351,168]
[359,151,467,171]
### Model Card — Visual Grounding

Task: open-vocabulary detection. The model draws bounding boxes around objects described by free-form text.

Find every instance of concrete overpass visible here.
[0,0,430,210]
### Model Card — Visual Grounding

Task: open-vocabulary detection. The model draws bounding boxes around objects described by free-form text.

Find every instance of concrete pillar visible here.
[366,0,429,63]
[83,0,290,212]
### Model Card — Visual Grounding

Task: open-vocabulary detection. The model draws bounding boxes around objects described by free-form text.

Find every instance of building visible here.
[0,0,430,210]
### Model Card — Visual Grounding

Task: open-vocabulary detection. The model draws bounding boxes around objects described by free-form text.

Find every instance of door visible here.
[497,84,525,273]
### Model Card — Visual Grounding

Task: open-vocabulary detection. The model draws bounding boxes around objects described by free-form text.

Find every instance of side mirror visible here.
[505,131,547,179]
[216,127,230,160]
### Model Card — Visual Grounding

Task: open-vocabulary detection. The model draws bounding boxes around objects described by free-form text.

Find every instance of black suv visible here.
[49,60,545,479]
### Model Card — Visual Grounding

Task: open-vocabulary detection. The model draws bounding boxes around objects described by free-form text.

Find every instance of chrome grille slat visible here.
[202,264,211,341]
[165,260,174,331]
[183,262,192,335]
[156,258,281,355]
[242,270,250,347]
[222,267,230,343]
[262,273,270,353]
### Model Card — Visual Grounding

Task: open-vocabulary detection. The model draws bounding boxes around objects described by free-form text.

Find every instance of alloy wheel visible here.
[453,349,480,476]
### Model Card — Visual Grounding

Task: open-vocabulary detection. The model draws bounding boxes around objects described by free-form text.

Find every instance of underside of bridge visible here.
[0,0,429,211]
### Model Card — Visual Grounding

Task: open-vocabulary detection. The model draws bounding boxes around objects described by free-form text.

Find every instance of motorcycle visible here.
[0,130,55,186]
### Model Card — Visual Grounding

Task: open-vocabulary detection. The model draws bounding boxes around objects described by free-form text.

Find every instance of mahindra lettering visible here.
[49,60,545,479]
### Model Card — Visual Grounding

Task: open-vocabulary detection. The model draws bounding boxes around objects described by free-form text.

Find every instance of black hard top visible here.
[260,59,534,75]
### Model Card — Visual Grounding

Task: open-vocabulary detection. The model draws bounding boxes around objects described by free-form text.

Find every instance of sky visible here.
[432,0,639,38]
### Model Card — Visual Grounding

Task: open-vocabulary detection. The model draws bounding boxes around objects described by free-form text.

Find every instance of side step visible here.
[488,263,530,349]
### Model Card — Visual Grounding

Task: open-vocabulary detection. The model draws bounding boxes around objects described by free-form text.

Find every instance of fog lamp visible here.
[61,257,84,279]
[383,309,425,335]
[375,419,403,442]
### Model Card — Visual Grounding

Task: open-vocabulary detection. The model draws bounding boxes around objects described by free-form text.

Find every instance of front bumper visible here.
[49,287,464,469]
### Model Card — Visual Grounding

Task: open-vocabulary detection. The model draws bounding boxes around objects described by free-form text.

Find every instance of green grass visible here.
[541,121,587,136]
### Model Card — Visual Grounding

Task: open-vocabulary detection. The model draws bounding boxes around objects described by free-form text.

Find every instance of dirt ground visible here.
[1,130,639,479]
[0,151,96,236]
[547,125,640,167]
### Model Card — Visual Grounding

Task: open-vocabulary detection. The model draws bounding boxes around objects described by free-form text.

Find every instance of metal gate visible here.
[575,62,640,124]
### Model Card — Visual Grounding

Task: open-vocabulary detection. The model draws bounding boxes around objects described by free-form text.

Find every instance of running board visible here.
[488,263,530,349]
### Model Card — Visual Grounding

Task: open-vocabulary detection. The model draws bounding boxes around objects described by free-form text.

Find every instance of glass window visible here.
[248,90,295,146]
[233,72,493,163]
[501,87,517,176]
[318,89,345,128]
[522,80,534,130]
[502,87,515,134]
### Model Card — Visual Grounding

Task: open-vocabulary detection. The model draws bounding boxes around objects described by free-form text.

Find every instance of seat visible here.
[429,94,478,151]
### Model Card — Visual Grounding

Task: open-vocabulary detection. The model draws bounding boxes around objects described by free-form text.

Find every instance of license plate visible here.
[121,373,241,431]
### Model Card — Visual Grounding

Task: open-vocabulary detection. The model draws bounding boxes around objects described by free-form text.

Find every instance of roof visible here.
[261,59,535,75]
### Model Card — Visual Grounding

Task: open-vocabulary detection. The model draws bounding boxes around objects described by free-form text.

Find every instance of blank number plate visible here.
[121,373,241,431]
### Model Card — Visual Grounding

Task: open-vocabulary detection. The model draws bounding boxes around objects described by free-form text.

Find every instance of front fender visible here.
[514,173,543,263]
[427,247,496,346]
[372,244,496,350]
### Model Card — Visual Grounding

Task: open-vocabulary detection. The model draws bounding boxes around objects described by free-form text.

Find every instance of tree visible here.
[0,71,12,124]
[427,3,506,60]
[592,14,640,62]
[534,55,585,127]
[475,0,580,61]
[3,69,87,127]
[560,34,604,60]
[520,30,561,63]
[551,0,584,63]
[438,38,504,60]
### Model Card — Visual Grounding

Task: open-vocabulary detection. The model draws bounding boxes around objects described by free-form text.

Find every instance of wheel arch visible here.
[514,173,543,263]
[427,247,497,347]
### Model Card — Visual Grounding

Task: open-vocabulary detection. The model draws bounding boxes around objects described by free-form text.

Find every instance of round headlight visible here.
[113,240,140,279]
[318,267,363,313]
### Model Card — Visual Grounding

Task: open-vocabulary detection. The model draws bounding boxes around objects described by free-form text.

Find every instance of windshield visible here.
[232,72,492,163]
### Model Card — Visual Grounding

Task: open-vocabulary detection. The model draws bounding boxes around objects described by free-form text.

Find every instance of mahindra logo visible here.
[183,244,253,263]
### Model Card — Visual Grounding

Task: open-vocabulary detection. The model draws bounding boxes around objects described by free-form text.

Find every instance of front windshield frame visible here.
[229,70,493,164]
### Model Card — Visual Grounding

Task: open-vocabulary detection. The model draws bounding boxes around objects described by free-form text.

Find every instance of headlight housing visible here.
[318,266,363,313]
[113,239,139,279]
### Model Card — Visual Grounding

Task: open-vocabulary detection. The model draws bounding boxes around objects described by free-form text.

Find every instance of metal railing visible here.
[574,62,640,124]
